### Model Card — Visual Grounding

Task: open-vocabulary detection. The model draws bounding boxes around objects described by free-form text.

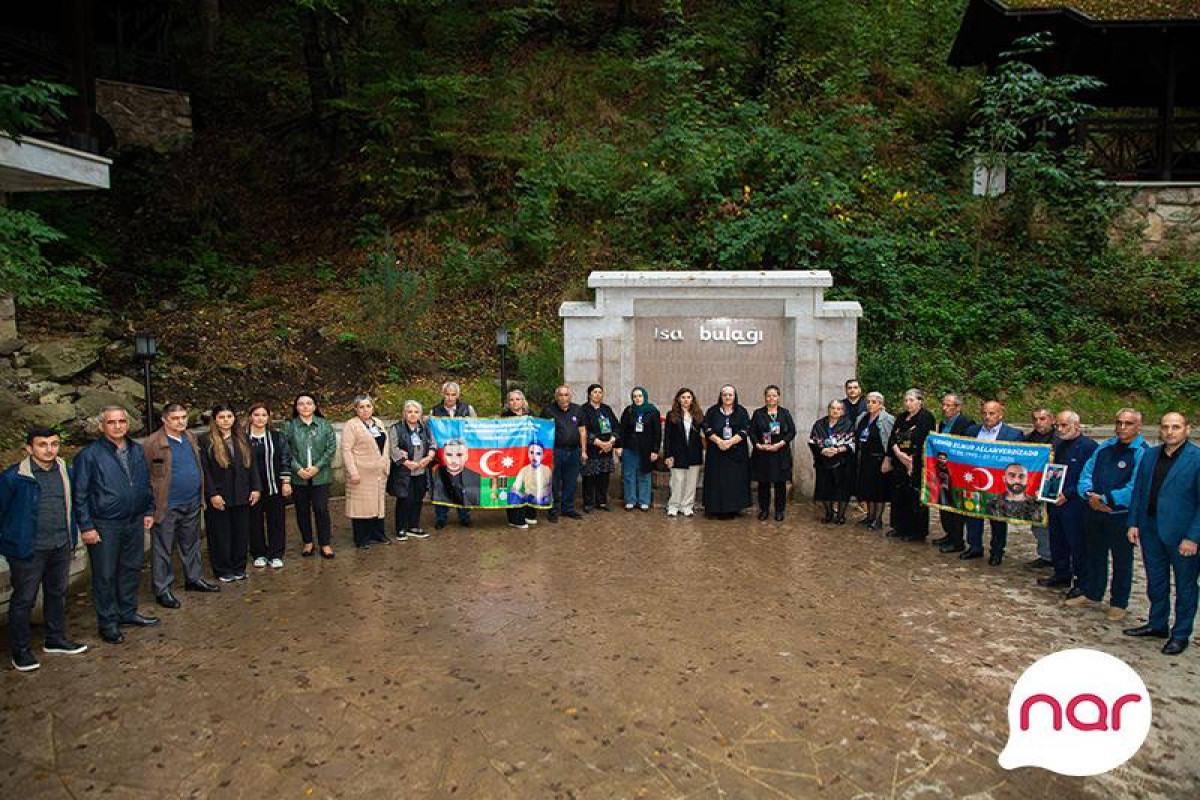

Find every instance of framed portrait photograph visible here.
[1037,463,1068,503]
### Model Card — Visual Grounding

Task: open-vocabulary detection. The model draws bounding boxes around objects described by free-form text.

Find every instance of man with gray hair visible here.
[1040,410,1098,596]
[71,406,159,644]
[432,382,477,529]
[1023,407,1056,570]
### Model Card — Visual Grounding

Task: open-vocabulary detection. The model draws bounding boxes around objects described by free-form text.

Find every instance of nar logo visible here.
[999,649,1152,776]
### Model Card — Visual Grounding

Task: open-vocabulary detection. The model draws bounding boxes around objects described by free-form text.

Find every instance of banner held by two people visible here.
[428,416,555,509]
[922,433,1053,526]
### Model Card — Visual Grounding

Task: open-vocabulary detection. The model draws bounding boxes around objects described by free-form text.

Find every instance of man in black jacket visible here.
[933,393,975,553]
[72,406,158,644]
[541,385,585,521]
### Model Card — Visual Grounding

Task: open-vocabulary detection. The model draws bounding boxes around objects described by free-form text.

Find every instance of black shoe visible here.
[408,529,429,539]
[1024,557,1053,570]
[774,510,785,522]
[885,528,904,538]
[757,510,769,520]
[989,553,1003,566]
[547,512,559,523]
[1038,575,1072,588]
[185,579,221,592]
[435,519,447,530]
[596,505,611,512]
[939,542,966,553]
[119,614,161,628]
[581,505,593,514]
[822,510,834,524]
[99,629,125,644]
[834,513,846,525]
[1064,586,1086,599]
[563,510,582,519]
[1163,639,1189,656]
[371,534,392,545]
[460,519,473,527]
[959,549,984,561]
[11,649,40,671]
[1122,625,1170,639]
[43,639,88,655]
[867,519,883,531]
[301,545,316,557]
[319,547,336,559]
[156,591,181,609]
[356,542,371,549]
[931,535,951,546]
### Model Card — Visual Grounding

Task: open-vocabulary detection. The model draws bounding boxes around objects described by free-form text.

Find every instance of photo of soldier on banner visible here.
[921,433,1053,526]
[428,416,555,509]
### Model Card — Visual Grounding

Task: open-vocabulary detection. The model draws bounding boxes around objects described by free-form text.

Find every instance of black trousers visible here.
[891,477,929,539]
[582,472,611,509]
[8,543,72,653]
[395,475,428,533]
[88,516,144,633]
[250,493,287,559]
[939,509,966,547]
[293,484,331,546]
[1083,509,1134,608]
[352,517,386,546]
[206,505,250,578]
[757,481,787,513]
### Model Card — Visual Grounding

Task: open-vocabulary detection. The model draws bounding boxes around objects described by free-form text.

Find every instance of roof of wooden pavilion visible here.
[949,0,1200,180]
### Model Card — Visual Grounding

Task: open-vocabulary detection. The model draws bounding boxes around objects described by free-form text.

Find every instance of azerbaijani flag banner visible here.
[428,416,555,509]
[921,433,1052,525]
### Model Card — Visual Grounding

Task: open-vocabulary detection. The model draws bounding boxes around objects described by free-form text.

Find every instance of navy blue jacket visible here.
[72,437,155,529]
[1051,435,1099,503]
[0,457,80,560]
[1128,442,1200,546]
[965,422,1024,442]
[1078,435,1148,515]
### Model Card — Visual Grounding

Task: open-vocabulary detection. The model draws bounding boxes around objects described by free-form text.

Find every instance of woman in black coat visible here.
[618,386,662,511]
[808,399,857,524]
[201,403,262,582]
[580,383,620,512]
[701,384,752,519]
[388,400,436,540]
[246,402,291,568]
[885,388,936,541]
[854,391,895,531]
[750,384,796,522]
[663,388,705,517]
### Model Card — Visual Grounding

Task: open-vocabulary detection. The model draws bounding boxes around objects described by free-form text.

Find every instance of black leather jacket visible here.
[72,437,154,529]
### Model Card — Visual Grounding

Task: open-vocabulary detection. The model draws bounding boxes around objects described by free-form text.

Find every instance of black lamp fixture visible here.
[135,332,157,436]
[496,325,510,404]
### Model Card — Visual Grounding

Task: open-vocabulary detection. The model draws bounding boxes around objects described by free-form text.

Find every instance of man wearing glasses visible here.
[1068,408,1148,622]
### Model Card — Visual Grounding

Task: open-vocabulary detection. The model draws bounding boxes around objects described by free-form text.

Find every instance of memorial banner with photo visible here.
[428,416,555,509]
[921,433,1052,525]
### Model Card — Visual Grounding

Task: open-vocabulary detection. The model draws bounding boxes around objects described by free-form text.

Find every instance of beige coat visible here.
[341,416,391,519]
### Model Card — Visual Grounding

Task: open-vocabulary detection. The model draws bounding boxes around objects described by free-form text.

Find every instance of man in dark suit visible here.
[434,438,482,507]
[1124,412,1200,656]
[933,393,975,553]
[962,400,1024,565]
[1040,410,1099,596]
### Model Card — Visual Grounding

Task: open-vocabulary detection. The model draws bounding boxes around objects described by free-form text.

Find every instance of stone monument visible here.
[560,271,862,496]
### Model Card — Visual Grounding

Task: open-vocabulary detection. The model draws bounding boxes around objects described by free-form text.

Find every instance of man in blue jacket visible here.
[1124,412,1200,656]
[962,401,1025,565]
[1038,410,1099,596]
[0,427,88,671]
[1068,408,1148,622]
[72,406,159,644]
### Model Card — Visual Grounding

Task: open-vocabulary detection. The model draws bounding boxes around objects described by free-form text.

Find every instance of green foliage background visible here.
[7,0,1199,411]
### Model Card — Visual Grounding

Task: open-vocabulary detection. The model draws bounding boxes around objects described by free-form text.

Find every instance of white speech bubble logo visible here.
[998,648,1151,776]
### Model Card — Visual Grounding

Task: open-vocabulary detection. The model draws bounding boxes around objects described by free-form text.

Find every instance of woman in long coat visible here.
[885,388,936,541]
[808,399,857,524]
[701,385,752,519]
[387,399,435,541]
[342,394,391,549]
[618,386,662,511]
[854,391,894,531]
[750,385,796,521]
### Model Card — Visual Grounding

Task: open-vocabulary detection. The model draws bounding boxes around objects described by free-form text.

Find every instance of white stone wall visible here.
[1113,184,1200,254]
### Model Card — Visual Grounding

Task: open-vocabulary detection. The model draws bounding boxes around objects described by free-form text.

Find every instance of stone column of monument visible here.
[561,271,862,498]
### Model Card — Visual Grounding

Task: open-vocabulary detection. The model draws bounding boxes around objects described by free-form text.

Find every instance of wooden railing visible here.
[1077,116,1200,181]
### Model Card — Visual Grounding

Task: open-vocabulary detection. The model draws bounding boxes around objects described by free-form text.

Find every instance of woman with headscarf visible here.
[701,385,752,519]
[808,399,857,524]
[750,384,796,521]
[885,388,936,541]
[854,391,894,531]
[618,386,662,511]
[579,383,620,512]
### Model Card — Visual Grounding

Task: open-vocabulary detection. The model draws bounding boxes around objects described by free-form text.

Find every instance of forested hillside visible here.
[7,0,1200,417]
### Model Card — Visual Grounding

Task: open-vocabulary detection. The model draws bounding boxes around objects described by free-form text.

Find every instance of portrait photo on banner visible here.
[921,433,1052,525]
[428,416,555,509]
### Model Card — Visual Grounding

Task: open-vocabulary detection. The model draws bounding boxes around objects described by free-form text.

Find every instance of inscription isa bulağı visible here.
[652,323,764,346]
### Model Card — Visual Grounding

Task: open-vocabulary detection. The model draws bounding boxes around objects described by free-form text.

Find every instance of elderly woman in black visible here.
[885,388,936,541]
[808,399,856,524]
[854,391,894,531]
[750,384,796,522]
[580,383,620,512]
[388,400,435,541]
[201,404,262,582]
[702,384,752,519]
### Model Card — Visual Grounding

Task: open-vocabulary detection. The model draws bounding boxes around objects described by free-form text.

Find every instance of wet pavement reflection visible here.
[2,502,1198,798]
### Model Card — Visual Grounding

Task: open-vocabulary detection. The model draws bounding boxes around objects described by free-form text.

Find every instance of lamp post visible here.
[134,332,157,436]
[496,325,509,406]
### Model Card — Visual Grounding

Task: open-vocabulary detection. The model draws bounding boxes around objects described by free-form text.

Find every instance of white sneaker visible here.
[682,509,694,517]
[253,557,268,568]
[624,503,635,510]
[218,575,236,583]
[269,558,284,569]
[525,518,538,525]
[667,509,678,517]
[508,523,529,530]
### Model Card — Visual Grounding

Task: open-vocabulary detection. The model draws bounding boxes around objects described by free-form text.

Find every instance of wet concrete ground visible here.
[2,501,1198,799]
